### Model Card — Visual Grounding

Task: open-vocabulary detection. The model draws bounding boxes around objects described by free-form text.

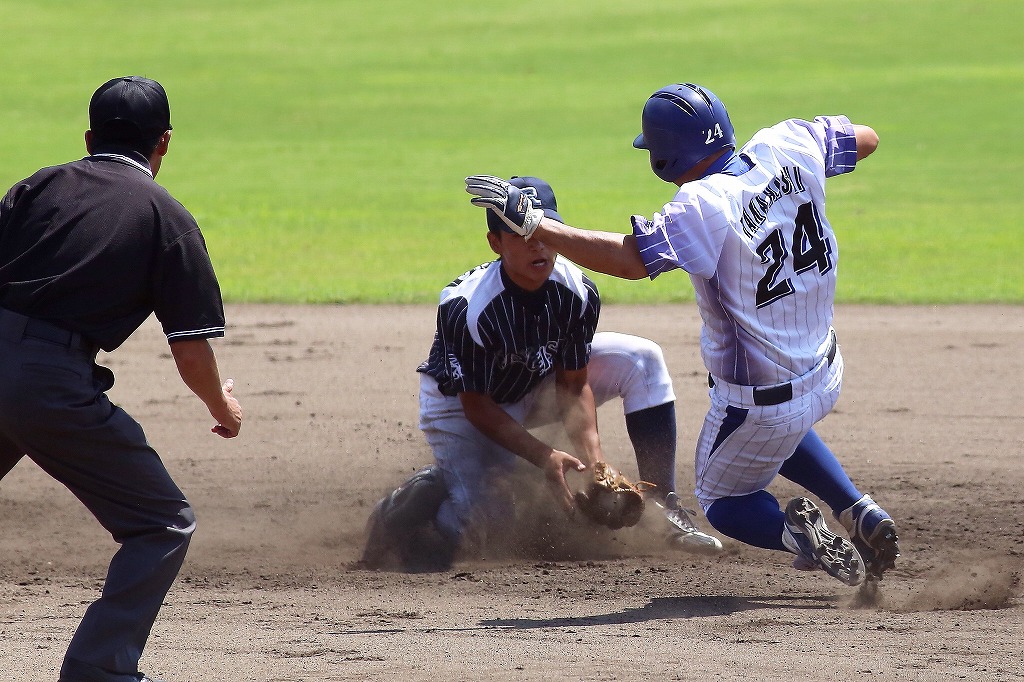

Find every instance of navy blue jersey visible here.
[417,258,600,404]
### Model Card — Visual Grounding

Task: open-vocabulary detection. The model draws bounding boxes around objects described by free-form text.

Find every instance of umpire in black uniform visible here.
[0,76,243,682]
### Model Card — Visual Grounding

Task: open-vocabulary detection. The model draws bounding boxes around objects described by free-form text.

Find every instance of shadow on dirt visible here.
[476,593,835,629]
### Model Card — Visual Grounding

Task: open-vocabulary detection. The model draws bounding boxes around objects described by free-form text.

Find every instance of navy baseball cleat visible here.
[360,495,397,569]
[657,492,723,553]
[360,466,453,572]
[838,495,900,581]
[783,497,865,586]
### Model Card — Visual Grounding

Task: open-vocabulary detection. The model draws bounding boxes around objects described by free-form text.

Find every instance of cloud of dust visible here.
[477,464,676,564]
[900,555,1021,612]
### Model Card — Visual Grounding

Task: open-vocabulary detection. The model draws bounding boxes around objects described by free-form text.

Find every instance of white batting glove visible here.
[465,175,544,239]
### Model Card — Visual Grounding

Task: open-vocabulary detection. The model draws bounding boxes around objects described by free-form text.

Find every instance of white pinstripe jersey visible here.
[631,116,858,387]
[417,257,600,404]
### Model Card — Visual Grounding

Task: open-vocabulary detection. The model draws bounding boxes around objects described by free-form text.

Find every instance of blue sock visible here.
[625,401,676,499]
[706,491,787,550]
[778,429,862,515]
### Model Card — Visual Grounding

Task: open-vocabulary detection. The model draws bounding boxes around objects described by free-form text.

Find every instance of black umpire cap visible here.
[486,176,563,234]
[89,76,172,142]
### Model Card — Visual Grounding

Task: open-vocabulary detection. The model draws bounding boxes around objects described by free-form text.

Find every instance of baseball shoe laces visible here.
[837,495,900,581]
[657,492,724,553]
[783,497,865,586]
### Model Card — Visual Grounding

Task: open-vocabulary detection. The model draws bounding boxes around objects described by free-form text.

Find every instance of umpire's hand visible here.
[212,378,242,438]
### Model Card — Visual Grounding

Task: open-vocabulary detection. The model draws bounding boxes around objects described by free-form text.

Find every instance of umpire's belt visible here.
[708,332,838,407]
[0,307,97,354]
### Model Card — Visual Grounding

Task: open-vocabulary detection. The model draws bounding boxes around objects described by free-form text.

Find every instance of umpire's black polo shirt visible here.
[0,151,224,352]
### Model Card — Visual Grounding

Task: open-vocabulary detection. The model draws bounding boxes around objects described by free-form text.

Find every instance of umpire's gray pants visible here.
[0,309,194,681]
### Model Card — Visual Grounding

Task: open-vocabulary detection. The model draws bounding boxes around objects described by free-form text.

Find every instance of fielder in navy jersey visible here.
[361,176,721,572]
[466,84,900,587]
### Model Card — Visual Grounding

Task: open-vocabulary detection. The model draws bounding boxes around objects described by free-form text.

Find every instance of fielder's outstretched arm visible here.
[554,366,605,469]
[534,218,649,281]
[459,390,585,512]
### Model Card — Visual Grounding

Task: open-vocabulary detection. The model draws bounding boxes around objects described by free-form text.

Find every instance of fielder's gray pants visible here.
[0,309,194,682]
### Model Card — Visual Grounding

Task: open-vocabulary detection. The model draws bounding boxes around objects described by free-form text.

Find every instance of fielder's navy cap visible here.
[486,176,563,233]
[89,76,172,140]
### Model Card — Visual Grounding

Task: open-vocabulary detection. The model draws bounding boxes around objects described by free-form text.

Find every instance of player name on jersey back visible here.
[739,165,807,238]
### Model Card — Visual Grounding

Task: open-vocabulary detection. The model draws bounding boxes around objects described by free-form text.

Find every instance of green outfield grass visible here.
[1,1,1020,304]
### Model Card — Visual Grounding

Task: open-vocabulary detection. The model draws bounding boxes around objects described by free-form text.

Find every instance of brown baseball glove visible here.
[574,462,654,530]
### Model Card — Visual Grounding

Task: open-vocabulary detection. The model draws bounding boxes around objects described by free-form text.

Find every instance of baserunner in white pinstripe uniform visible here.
[361,176,721,572]
[466,84,900,586]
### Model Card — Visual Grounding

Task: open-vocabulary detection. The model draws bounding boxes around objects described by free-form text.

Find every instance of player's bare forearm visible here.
[555,368,604,467]
[535,218,648,280]
[852,124,879,160]
[460,389,585,511]
[459,391,553,467]
[170,338,243,438]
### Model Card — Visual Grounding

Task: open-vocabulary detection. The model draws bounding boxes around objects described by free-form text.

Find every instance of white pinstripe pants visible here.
[694,348,844,511]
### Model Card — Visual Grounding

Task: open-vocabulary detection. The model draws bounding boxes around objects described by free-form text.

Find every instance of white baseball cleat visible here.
[657,492,724,553]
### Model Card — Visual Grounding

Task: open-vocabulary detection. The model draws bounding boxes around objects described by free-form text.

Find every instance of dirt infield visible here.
[1,304,1022,681]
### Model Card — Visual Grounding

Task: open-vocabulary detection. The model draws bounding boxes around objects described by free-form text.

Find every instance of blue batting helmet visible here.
[633,83,735,183]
